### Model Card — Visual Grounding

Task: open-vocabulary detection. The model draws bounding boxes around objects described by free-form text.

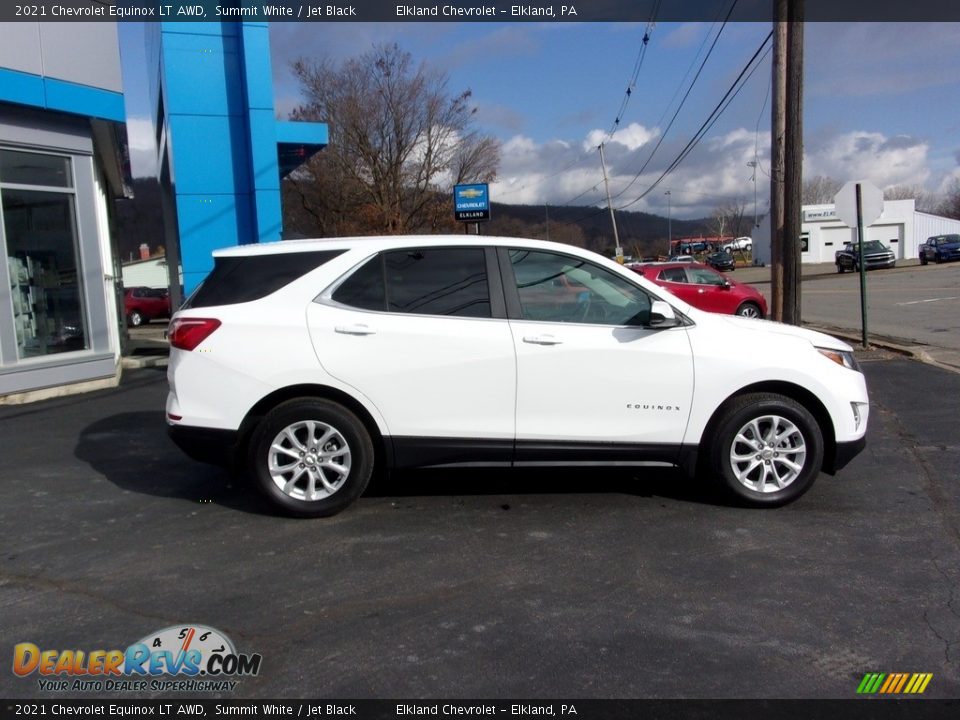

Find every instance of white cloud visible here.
[660,23,703,50]
[125,116,157,178]
[490,124,940,219]
[583,123,659,152]
[492,124,768,218]
[804,131,930,190]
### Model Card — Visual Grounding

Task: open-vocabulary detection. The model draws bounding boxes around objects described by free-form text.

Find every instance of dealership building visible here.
[0,22,130,400]
[754,198,960,265]
[0,19,326,401]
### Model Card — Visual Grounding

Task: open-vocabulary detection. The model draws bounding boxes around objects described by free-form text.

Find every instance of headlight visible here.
[817,347,861,372]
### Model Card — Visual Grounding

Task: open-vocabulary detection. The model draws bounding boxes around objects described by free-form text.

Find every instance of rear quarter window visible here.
[185,250,345,308]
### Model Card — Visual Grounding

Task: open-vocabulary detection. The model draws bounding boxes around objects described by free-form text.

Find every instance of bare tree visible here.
[290,44,500,235]
[709,198,747,239]
[883,184,941,212]
[801,175,842,204]
[938,177,960,220]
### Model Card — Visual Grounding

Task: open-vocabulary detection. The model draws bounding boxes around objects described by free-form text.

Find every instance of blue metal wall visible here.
[154,22,327,294]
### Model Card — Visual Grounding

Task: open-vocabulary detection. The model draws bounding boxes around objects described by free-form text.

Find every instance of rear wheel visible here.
[249,398,374,517]
[706,393,823,507]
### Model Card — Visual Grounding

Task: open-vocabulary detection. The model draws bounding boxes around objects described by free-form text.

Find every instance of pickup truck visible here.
[919,234,960,265]
[835,240,896,273]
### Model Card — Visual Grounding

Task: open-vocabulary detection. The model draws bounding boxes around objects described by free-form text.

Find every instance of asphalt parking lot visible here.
[1,353,959,700]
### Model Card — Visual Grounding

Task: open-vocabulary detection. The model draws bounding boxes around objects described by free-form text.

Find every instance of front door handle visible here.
[523,334,563,345]
[335,324,376,336]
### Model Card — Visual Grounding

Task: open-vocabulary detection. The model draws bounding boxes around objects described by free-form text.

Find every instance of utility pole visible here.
[782,0,804,325]
[770,5,787,322]
[665,190,672,254]
[598,143,623,262]
[770,0,803,324]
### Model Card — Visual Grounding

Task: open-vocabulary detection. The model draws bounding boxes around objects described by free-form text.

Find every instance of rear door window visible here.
[332,247,491,319]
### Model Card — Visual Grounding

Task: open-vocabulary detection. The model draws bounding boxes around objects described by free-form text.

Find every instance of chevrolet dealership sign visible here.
[454,183,490,222]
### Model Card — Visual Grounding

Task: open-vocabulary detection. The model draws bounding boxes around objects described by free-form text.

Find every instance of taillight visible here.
[168,318,221,351]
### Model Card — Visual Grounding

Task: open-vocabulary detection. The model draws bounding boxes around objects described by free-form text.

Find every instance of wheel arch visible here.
[239,384,391,469]
[696,380,836,475]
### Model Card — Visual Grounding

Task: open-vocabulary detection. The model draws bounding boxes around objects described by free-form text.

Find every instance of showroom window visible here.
[1,149,88,359]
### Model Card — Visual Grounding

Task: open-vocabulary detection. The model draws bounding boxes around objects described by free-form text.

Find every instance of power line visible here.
[608,0,740,203]
[606,0,661,141]
[516,5,662,208]
[618,33,774,211]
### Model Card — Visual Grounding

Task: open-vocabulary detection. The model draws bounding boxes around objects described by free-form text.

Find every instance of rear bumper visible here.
[168,423,240,467]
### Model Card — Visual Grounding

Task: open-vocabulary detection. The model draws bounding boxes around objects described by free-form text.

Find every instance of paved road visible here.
[800,264,960,351]
[1,360,958,700]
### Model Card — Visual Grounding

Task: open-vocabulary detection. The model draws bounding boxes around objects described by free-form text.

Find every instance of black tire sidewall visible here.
[249,399,374,517]
[710,394,823,507]
[129,311,143,326]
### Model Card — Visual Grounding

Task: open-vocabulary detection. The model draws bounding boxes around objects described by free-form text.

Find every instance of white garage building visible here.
[754,199,960,265]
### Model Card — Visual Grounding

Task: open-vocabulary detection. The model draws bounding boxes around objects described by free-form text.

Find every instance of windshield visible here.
[862,241,888,252]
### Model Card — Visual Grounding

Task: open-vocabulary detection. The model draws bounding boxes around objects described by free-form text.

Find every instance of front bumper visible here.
[823,435,867,475]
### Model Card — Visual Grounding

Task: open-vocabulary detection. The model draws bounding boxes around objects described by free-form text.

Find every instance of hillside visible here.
[486,202,712,258]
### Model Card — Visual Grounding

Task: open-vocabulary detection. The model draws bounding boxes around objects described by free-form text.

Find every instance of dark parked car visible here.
[835,240,896,273]
[705,251,736,272]
[124,287,171,326]
[919,234,960,265]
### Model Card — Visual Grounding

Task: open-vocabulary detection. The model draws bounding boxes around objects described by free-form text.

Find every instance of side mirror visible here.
[648,300,681,329]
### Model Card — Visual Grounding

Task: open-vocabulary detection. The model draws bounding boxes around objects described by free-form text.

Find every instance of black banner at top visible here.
[4,0,960,22]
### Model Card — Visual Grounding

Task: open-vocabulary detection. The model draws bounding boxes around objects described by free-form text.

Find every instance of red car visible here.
[630,262,767,319]
[124,286,171,327]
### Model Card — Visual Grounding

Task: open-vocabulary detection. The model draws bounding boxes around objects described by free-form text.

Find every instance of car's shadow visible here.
[76,411,726,516]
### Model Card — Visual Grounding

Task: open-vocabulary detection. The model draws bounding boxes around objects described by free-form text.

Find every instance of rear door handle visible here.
[334,324,376,336]
[523,334,563,346]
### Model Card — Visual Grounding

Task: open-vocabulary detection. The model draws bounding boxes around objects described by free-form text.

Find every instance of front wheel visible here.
[128,310,144,327]
[735,302,762,319]
[935,253,944,264]
[248,398,374,517]
[920,254,928,266]
[706,393,824,507]
[836,263,845,274]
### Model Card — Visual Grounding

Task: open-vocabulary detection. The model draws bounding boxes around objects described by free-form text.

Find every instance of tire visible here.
[248,398,374,517]
[836,263,845,274]
[935,253,944,264]
[706,393,823,507]
[128,310,144,327]
[735,302,762,319]
[920,254,927,266]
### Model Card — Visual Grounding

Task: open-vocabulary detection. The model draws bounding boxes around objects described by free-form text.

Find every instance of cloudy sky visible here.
[121,21,960,220]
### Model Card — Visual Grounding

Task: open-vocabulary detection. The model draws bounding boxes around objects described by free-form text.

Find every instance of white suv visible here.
[167,236,868,517]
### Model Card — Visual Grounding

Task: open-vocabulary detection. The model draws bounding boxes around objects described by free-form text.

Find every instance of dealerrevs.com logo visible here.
[13,624,262,693]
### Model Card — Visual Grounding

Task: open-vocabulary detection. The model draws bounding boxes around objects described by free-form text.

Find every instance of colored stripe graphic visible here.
[857,673,932,694]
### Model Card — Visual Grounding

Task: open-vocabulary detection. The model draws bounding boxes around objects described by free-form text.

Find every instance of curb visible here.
[122,355,169,370]
[806,324,960,375]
